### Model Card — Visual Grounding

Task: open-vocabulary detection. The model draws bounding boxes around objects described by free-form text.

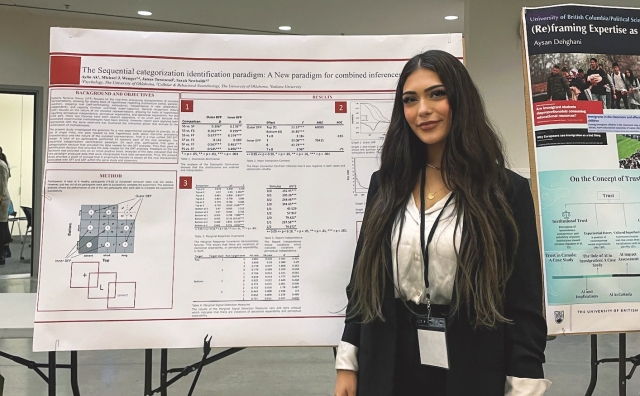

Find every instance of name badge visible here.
[416,317,449,369]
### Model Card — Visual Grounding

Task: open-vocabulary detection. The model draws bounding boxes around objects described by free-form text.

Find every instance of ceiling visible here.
[2,0,464,35]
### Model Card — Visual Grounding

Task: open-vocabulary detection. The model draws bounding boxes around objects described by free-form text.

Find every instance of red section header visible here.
[50,56,81,85]
[533,101,603,126]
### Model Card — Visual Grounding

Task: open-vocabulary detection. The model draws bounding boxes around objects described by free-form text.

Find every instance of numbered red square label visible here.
[179,176,192,189]
[335,101,347,113]
[181,100,194,112]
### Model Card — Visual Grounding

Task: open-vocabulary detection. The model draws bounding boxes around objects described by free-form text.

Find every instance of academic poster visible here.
[523,4,640,335]
[34,28,464,351]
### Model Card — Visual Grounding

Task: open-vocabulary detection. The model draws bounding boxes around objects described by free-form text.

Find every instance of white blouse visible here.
[390,192,459,305]
[336,193,551,395]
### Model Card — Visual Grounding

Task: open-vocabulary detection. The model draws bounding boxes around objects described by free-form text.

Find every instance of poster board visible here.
[522,4,640,335]
[34,28,464,351]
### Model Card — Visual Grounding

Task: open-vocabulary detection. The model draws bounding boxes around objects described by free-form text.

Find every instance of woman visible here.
[569,68,588,100]
[625,69,640,109]
[334,51,549,396]
[0,147,11,264]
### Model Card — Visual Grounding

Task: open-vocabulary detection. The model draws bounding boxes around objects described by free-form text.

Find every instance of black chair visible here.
[8,201,27,243]
[20,206,32,260]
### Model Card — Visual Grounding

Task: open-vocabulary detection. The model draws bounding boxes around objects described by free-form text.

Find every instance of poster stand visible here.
[585,333,640,396]
[0,350,80,396]
[142,341,339,395]
[143,337,244,396]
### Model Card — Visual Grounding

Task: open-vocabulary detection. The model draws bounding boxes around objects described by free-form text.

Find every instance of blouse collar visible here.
[406,191,453,225]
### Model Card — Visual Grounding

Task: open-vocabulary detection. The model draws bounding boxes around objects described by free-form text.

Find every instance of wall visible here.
[0,6,230,161]
[0,93,34,233]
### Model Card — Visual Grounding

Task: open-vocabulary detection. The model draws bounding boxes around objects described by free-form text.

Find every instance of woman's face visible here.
[402,68,452,148]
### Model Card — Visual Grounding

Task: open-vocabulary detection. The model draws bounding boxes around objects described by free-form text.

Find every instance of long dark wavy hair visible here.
[625,69,638,87]
[348,50,519,328]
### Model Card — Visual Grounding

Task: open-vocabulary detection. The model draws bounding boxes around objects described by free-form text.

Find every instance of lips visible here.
[418,120,440,131]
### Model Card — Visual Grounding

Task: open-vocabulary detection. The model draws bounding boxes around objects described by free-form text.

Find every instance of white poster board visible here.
[34,28,463,351]
[522,4,640,335]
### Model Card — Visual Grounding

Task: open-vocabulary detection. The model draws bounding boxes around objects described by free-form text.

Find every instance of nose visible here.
[418,98,432,117]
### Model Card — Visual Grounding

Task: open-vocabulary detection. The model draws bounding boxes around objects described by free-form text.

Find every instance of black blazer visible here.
[341,170,547,396]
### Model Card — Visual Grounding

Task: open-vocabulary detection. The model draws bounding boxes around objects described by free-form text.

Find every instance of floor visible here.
[0,239,33,276]
[1,278,639,395]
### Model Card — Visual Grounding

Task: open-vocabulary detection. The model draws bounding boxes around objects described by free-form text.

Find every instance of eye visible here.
[430,89,447,99]
[402,96,417,104]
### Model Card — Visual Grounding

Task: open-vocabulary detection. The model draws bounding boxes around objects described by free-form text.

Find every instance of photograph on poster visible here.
[528,53,640,109]
[617,134,640,169]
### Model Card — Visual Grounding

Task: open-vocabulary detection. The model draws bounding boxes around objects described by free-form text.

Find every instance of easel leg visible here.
[146,346,244,395]
[585,334,597,396]
[619,333,626,396]
[160,349,168,396]
[48,351,56,396]
[144,349,153,396]
[71,351,80,396]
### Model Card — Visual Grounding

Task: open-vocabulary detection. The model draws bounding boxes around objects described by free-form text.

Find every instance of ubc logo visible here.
[554,311,564,324]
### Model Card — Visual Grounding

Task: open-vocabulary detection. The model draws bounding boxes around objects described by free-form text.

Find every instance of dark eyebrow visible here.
[402,84,446,96]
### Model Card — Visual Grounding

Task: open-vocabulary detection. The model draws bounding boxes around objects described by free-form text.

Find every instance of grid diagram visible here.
[76,199,141,255]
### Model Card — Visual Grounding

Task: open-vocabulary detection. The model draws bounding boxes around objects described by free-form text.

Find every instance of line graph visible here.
[350,101,393,139]
[353,157,379,193]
